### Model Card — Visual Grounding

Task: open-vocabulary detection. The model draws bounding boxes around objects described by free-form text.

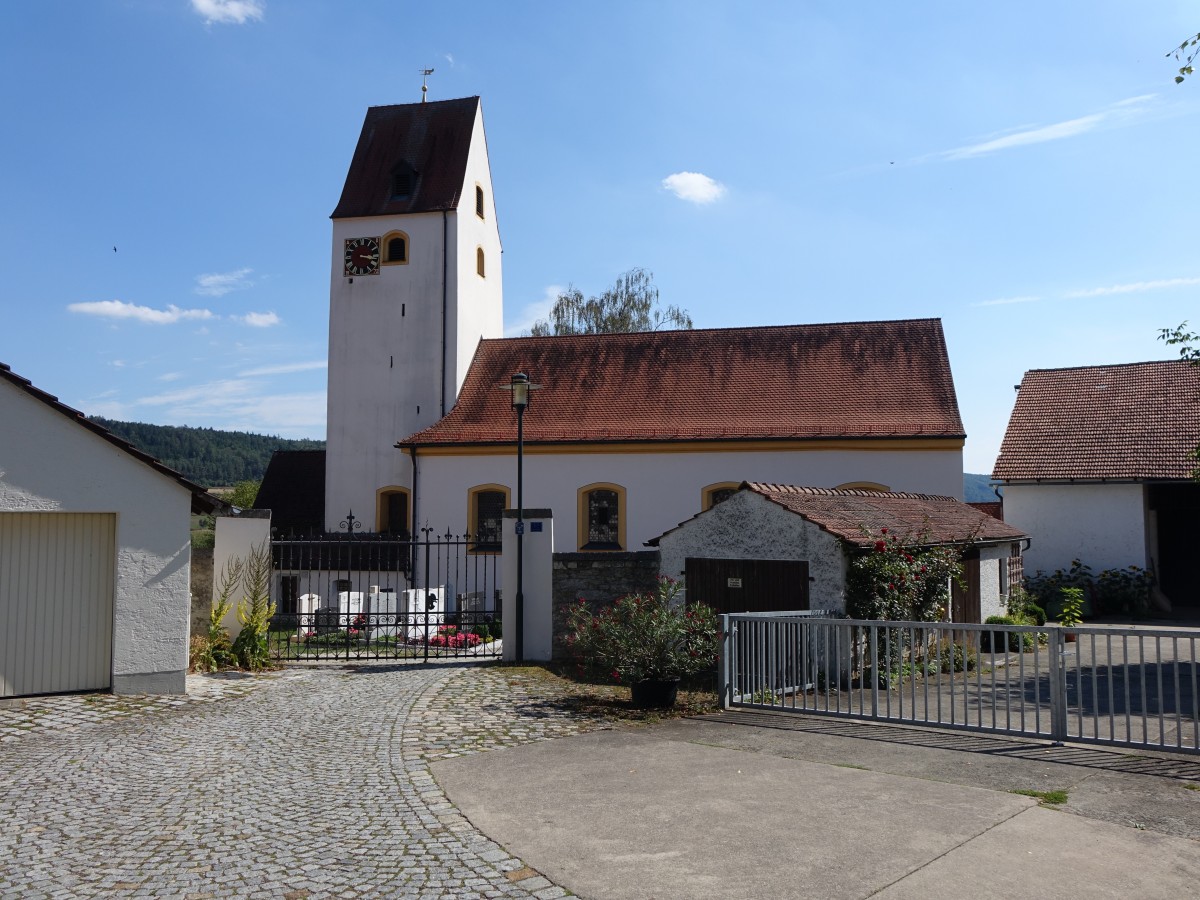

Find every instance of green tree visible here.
[1169,33,1200,83]
[228,479,261,509]
[529,268,693,336]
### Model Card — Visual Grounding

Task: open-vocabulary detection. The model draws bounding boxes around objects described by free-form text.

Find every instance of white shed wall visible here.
[0,381,193,694]
[1003,483,1146,576]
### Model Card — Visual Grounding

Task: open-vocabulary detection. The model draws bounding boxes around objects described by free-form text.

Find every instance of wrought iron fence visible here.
[720,614,1200,755]
[268,522,502,662]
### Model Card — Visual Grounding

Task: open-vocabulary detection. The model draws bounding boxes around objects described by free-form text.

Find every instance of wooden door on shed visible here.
[951,557,981,624]
[684,558,809,615]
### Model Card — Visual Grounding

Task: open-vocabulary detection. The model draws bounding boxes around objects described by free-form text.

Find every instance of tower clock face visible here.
[344,237,381,276]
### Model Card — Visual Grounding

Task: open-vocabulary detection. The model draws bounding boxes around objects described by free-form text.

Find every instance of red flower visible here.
[874,541,887,552]
[611,669,621,682]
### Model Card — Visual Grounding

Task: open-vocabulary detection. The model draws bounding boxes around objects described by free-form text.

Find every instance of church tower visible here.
[325,97,503,533]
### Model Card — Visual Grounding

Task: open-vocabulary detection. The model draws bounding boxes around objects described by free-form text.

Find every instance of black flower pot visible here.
[631,678,680,709]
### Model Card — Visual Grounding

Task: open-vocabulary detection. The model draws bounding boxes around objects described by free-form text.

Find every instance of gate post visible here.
[501,509,554,661]
[719,614,732,709]
[1047,628,1068,743]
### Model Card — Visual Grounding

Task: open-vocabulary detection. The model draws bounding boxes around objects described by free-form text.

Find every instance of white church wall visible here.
[412,443,964,551]
[451,109,504,394]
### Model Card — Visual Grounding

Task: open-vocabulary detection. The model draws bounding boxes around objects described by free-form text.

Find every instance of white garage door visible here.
[0,512,115,697]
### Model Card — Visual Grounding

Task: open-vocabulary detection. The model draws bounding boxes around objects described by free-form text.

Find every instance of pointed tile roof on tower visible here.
[332,96,480,219]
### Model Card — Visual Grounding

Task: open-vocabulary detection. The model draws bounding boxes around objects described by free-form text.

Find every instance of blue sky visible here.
[2,1,1197,474]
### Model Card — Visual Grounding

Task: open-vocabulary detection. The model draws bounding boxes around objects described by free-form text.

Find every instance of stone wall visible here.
[190,547,214,638]
[551,550,660,659]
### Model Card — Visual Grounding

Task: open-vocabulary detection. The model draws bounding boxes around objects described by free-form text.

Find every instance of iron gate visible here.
[269,521,502,662]
[721,614,1200,755]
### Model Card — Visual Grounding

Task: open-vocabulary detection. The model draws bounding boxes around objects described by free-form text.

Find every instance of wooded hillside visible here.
[90,417,324,488]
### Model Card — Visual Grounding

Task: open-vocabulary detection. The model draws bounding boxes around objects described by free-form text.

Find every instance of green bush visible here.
[1025,560,1152,618]
[845,528,962,622]
[981,615,1034,652]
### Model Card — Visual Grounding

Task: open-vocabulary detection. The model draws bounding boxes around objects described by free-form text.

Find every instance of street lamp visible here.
[498,372,541,660]
[509,372,531,661]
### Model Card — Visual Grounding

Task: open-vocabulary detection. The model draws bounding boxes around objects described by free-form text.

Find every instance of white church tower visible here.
[325,96,503,533]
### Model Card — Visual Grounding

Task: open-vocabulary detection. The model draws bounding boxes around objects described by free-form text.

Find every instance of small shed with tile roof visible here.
[650,483,1026,622]
[993,360,1200,611]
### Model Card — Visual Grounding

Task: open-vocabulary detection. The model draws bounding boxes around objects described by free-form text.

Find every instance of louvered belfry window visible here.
[387,236,406,262]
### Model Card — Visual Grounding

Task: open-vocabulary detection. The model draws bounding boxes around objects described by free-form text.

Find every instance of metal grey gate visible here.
[269,518,502,662]
[721,614,1200,755]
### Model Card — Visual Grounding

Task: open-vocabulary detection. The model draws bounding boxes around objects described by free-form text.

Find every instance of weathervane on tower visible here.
[420,68,434,102]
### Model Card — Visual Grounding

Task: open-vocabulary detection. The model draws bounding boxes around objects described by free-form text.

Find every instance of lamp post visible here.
[509,372,530,661]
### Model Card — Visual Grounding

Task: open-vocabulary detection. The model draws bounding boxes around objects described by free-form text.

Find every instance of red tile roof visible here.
[742,484,1025,547]
[967,501,1005,521]
[332,97,480,219]
[402,319,964,446]
[992,360,1200,482]
[0,363,224,514]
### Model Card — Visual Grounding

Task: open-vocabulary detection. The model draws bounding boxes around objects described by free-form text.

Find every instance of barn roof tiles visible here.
[401,318,965,447]
[992,360,1200,482]
[742,483,1026,547]
[332,97,480,219]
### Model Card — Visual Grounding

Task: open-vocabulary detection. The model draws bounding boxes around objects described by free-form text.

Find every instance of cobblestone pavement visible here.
[0,663,618,898]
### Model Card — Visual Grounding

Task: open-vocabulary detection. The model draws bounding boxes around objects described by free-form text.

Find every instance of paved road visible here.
[0,664,605,899]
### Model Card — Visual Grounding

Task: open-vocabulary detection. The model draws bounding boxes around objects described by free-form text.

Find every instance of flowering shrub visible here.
[845,528,962,622]
[565,577,719,683]
[428,624,482,648]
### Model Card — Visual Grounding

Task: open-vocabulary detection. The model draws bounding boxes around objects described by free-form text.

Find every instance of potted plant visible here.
[1058,586,1084,642]
[565,577,719,708]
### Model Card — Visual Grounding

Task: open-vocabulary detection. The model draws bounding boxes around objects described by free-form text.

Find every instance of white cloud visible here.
[239,360,327,377]
[234,311,281,327]
[68,300,215,325]
[158,372,183,382]
[132,378,325,435]
[974,295,1040,307]
[191,0,264,25]
[444,53,455,66]
[504,284,563,337]
[195,267,253,297]
[1064,276,1200,299]
[940,95,1156,161]
[661,171,727,205]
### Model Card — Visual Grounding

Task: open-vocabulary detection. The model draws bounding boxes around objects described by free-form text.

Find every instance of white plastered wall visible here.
[655,491,849,611]
[411,443,964,552]
[1002,482,1146,576]
[0,380,193,694]
[977,543,1011,621]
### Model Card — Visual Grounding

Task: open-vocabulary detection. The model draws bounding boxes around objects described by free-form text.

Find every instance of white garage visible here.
[1,363,221,697]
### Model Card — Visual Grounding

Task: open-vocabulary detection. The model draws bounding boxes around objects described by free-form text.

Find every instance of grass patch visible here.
[1185,784,1200,792]
[1011,788,1068,806]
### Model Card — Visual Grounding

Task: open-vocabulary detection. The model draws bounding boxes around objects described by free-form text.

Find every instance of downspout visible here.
[408,445,420,580]
[441,210,448,417]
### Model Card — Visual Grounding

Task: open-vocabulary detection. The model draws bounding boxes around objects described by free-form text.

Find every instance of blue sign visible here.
[514,522,525,535]
[531,522,543,533]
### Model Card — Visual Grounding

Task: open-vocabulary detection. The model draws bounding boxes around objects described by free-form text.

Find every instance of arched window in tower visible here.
[476,246,486,278]
[475,185,485,219]
[382,231,409,265]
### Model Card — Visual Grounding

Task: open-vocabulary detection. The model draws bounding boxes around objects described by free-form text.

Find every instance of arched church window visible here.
[476,185,485,219]
[476,246,486,277]
[381,231,409,266]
